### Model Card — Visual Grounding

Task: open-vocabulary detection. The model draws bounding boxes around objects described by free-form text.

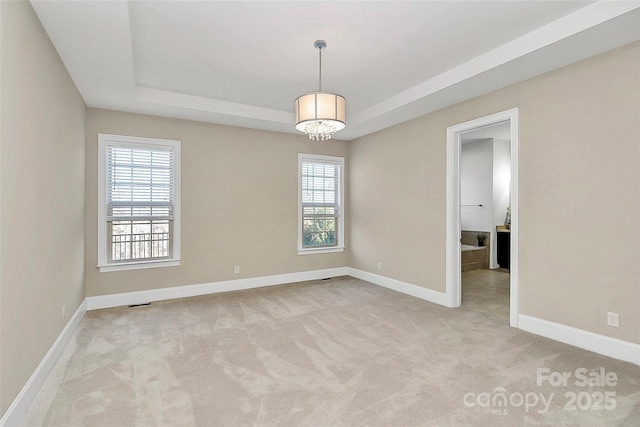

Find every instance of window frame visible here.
[298,153,345,255]
[97,134,181,272]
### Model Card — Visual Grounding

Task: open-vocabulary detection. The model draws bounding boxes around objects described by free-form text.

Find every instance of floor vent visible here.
[128,302,151,308]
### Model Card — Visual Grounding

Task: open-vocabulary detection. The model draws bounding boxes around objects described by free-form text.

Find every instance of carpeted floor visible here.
[23,276,640,426]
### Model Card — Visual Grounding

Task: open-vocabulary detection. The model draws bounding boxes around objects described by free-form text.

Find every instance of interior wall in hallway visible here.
[461,138,493,233]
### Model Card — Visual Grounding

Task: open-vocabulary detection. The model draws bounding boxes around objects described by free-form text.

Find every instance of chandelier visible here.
[294,40,346,141]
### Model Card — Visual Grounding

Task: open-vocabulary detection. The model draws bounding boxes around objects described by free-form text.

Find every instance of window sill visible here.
[97,259,181,272]
[298,246,344,256]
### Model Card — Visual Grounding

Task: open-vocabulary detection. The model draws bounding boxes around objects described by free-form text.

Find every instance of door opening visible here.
[445,108,519,327]
[459,125,511,322]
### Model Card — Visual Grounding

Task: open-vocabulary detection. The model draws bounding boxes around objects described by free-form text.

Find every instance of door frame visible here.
[445,108,519,327]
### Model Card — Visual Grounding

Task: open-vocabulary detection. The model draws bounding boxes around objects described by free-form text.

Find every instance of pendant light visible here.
[294,40,346,141]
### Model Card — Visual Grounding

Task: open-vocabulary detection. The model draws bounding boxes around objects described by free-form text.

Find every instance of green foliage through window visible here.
[303,218,336,247]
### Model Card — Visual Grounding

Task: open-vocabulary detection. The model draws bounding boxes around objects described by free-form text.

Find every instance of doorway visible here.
[459,125,511,322]
[445,108,519,327]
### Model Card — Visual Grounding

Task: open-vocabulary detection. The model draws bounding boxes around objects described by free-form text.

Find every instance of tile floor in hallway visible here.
[462,268,510,322]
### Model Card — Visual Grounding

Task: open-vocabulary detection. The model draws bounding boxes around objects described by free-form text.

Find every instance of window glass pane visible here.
[303,218,336,247]
[111,219,170,261]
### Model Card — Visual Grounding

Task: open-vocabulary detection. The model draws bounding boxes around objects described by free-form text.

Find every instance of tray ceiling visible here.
[31,1,640,140]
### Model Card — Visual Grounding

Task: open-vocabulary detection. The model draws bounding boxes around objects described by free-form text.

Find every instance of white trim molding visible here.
[0,300,87,427]
[97,133,181,273]
[297,153,345,255]
[86,267,449,314]
[446,108,520,322]
[519,314,640,366]
[87,267,350,310]
[347,268,449,307]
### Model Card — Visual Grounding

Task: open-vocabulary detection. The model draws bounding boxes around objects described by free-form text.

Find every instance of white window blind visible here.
[106,146,174,222]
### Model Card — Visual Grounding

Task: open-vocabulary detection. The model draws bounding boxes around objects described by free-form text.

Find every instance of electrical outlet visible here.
[607,312,619,328]
[234,265,240,274]
[62,305,66,320]
[377,262,382,270]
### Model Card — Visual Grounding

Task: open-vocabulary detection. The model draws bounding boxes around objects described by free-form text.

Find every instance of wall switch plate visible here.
[234,265,240,274]
[377,262,382,270]
[607,312,619,328]
[62,305,66,320]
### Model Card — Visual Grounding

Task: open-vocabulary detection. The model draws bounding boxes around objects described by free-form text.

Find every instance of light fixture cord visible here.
[318,45,323,92]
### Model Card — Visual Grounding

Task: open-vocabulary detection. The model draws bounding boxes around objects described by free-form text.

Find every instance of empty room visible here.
[1,1,639,426]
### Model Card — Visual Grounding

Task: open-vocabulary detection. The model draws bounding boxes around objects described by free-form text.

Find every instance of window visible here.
[98,134,180,272]
[298,153,345,254]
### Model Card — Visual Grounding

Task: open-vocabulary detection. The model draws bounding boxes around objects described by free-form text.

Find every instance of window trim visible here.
[298,153,345,255]
[97,134,181,272]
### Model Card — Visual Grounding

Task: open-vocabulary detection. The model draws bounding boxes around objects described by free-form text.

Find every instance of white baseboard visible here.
[86,267,350,310]
[346,271,640,366]
[0,300,87,427]
[347,268,449,307]
[519,314,640,366]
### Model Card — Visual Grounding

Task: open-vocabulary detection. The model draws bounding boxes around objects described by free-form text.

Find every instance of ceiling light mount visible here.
[295,40,346,141]
[313,39,326,50]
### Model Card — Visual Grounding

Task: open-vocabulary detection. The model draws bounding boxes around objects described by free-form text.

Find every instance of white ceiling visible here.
[31,1,640,141]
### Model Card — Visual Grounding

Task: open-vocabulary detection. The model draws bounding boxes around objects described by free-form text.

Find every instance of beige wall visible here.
[349,114,449,291]
[0,1,86,415]
[349,41,640,344]
[85,109,349,296]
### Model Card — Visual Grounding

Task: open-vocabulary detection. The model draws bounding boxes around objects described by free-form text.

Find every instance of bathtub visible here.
[461,244,487,271]
[461,244,483,251]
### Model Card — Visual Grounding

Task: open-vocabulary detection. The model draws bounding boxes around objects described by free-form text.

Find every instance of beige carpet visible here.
[23,276,639,426]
